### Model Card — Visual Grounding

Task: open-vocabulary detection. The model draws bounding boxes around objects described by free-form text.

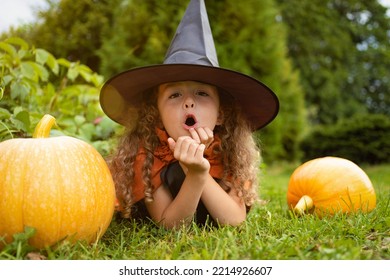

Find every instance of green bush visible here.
[301,114,390,164]
[0,37,120,156]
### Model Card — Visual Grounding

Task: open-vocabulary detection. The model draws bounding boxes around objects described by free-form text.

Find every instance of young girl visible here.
[99,0,279,228]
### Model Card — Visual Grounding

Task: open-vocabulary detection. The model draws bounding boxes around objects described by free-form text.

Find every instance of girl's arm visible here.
[146,132,246,228]
[185,127,247,225]
[200,175,247,226]
[146,170,246,228]
[145,168,207,228]
[145,136,209,228]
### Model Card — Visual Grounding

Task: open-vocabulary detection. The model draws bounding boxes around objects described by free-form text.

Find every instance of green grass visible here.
[1,163,389,260]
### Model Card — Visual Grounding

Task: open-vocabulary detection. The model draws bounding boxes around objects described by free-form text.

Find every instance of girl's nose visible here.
[184,97,195,109]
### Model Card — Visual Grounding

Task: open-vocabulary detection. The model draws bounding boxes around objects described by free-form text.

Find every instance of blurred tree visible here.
[7,0,120,72]
[3,0,306,162]
[206,0,306,161]
[98,0,183,77]
[5,0,389,126]
[276,0,390,124]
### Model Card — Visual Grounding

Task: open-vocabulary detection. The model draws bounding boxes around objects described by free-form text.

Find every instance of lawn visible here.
[1,163,389,260]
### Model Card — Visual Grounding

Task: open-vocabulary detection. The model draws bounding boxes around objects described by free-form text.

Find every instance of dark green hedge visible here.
[301,114,390,164]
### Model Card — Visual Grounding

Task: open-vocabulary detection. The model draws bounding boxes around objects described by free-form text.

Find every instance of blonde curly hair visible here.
[108,88,261,219]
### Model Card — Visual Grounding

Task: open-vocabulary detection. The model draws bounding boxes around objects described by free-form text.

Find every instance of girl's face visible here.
[157,81,221,140]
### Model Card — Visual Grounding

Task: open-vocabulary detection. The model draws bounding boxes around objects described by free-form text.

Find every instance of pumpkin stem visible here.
[294,195,314,215]
[33,114,57,138]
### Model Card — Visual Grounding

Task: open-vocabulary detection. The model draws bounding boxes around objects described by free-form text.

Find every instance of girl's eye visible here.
[169,92,181,99]
[196,91,209,97]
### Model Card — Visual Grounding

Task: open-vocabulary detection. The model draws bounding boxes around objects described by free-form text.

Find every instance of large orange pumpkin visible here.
[0,115,115,248]
[287,157,376,216]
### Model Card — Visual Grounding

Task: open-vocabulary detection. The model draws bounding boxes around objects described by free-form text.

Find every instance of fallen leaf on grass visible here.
[26,252,47,260]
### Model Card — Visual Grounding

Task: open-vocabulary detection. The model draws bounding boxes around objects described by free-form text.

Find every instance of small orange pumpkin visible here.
[287,157,376,216]
[0,115,115,248]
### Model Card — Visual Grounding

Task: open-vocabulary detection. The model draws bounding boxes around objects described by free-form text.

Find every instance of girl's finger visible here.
[195,143,206,159]
[188,128,200,143]
[168,137,176,151]
[174,136,192,160]
[204,127,214,139]
[197,127,213,144]
[195,127,214,147]
[172,136,185,159]
[187,141,199,158]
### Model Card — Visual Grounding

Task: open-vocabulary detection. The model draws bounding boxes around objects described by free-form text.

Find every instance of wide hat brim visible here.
[100,63,279,131]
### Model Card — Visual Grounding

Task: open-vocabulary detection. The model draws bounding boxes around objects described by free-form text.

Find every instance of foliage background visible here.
[0,37,119,156]
[1,0,389,163]
[0,0,389,261]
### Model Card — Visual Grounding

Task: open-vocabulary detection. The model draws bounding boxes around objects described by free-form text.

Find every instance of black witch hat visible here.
[100,0,279,130]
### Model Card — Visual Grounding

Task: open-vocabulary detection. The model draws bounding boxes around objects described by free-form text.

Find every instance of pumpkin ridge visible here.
[21,140,41,240]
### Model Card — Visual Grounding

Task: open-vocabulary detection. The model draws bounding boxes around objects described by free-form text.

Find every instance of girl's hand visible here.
[168,136,210,173]
[188,127,214,148]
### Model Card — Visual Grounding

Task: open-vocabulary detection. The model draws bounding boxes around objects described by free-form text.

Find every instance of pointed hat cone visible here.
[100,0,279,130]
[164,0,218,66]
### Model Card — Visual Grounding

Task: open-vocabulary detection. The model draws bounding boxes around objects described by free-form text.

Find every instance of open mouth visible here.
[184,115,197,127]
